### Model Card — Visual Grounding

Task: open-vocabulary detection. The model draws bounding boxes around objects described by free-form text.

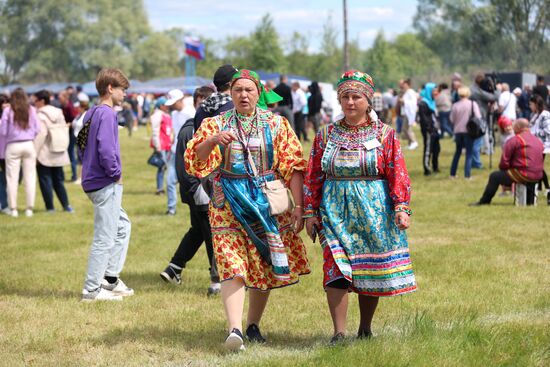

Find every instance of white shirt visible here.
[402,88,418,123]
[291,89,307,114]
[498,91,517,120]
[170,110,191,153]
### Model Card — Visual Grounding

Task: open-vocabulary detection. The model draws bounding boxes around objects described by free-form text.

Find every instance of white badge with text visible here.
[363,139,381,150]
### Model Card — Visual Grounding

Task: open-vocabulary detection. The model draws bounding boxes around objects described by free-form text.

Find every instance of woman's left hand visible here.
[395,212,410,230]
[291,206,304,234]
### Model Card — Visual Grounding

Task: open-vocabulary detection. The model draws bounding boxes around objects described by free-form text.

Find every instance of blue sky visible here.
[143,0,419,51]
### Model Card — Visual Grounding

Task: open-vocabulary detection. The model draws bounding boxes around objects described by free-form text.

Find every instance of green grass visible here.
[1,126,549,367]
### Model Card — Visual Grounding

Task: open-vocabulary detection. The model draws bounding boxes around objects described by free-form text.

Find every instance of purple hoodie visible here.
[80,105,122,192]
[0,106,40,159]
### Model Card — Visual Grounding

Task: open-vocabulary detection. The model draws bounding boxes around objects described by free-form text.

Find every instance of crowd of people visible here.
[0,63,548,351]
[373,73,549,204]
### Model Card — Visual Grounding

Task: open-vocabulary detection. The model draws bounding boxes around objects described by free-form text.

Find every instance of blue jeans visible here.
[156,151,169,191]
[0,162,7,209]
[68,128,77,181]
[438,111,453,138]
[472,136,483,168]
[84,183,131,291]
[37,163,70,210]
[166,151,177,212]
[396,116,403,134]
[450,133,474,178]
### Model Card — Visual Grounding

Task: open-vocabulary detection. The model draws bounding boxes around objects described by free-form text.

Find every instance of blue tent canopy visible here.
[1,76,212,96]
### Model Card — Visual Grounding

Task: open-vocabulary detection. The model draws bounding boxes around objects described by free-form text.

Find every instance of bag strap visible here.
[85,106,99,125]
[38,110,54,125]
[247,151,259,177]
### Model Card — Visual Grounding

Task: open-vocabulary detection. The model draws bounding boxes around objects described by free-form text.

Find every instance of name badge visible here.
[248,137,262,148]
[363,139,381,150]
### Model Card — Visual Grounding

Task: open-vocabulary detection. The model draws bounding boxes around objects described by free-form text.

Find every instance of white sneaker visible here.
[25,209,33,217]
[225,329,245,351]
[101,278,134,297]
[9,209,18,218]
[1,207,11,215]
[81,288,123,302]
[408,141,418,150]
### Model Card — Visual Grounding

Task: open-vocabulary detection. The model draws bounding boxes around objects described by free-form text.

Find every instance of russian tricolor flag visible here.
[185,36,205,60]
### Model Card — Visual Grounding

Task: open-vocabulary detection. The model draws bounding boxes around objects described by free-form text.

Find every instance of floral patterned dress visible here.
[304,118,416,297]
[185,109,310,290]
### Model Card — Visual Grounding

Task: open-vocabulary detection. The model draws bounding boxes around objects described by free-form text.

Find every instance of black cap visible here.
[213,64,238,89]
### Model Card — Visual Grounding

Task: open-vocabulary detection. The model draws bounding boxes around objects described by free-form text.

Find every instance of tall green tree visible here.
[363,30,402,89]
[131,32,180,80]
[309,16,341,83]
[249,14,285,72]
[414,0,550,74]
[0,0,151,83]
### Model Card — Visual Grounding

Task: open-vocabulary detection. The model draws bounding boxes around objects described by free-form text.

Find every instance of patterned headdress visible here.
[231,69,261,91]
[230,69,282,110]
[337,70,376,101]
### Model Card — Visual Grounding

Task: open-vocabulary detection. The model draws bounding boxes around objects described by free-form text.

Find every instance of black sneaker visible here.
[329,332,346,346]
[225,328,245,351]
[159,266,182,285]
[245,323,266,343]
[357,329,373,340]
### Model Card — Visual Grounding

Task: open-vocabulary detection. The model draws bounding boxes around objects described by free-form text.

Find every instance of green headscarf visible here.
[230,69,282,110]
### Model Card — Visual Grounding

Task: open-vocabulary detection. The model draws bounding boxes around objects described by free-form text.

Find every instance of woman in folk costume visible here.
[304,70,416,344]
[185,69,310,351]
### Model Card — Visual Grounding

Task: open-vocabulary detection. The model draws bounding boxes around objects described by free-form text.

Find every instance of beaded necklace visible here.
[331,118,379,148]
[229,109,264,177]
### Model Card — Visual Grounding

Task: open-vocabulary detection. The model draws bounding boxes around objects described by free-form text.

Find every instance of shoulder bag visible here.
[466,100,487,139]
[247,152,294,216]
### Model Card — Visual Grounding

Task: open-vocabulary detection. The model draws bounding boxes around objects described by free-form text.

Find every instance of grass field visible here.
[1,125,549,367]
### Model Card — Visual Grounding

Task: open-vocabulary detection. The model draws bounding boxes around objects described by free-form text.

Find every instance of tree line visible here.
[1,0,548,88]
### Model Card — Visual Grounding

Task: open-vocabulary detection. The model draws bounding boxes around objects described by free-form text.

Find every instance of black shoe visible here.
[329,332,346,346]
[547,192,550,205]
[225,328,245,351]
[159,266,182,285]
[357,329,373,340]
[245,323,266,343]
[424,170,432,176]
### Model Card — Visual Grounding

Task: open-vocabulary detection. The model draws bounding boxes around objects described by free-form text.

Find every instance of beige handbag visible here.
[247,154,294,216]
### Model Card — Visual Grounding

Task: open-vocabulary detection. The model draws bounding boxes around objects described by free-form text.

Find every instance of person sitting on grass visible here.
[470,118,544,206]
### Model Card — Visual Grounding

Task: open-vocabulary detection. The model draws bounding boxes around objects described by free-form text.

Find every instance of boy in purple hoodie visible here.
[80,69,133,302]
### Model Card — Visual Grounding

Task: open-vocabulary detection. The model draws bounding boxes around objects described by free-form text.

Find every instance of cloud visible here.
[144,1,416,50]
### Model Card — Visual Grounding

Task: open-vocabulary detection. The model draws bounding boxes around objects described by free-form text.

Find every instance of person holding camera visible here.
[470,73,498,169]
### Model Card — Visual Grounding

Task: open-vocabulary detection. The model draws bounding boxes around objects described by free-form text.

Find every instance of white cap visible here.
[512,87,522,95]
[77,92,89,102]
[165,89,184,106]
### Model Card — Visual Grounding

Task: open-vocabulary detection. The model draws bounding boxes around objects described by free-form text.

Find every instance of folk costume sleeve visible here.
[185,117,222,178]
[303,126,330,218]
[381,127,412,215]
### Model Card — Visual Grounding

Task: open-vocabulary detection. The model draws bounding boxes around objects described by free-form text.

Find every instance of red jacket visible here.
[500,130,544,183]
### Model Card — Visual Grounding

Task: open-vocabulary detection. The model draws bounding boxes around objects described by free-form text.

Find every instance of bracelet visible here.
[294,205,302,208]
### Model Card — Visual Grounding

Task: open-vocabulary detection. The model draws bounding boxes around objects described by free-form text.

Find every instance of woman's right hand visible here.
[209,131,237,147]
[305,216,321,242]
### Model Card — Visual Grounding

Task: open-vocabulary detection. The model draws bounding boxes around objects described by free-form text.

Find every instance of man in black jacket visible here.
[273,74,294,128]
[193,64,236,130]
[160,85,222,295]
